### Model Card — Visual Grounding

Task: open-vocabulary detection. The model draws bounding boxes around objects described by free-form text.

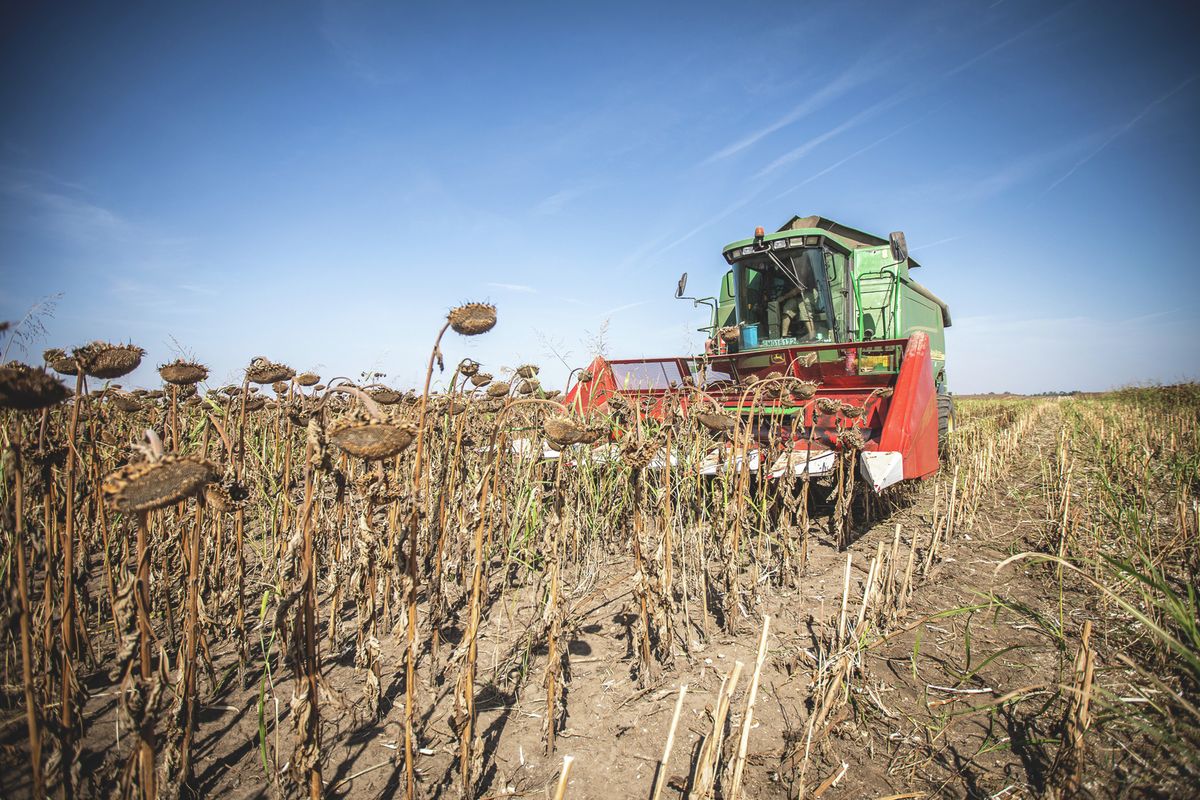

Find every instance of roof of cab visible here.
[776,215,889,247]
[722,214,923,269]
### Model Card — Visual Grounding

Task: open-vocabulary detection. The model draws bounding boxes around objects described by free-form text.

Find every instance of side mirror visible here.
[676,272,688,298]
[888,231,909,263]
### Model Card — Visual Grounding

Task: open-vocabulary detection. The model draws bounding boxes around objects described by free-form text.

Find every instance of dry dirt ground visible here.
[12,410,1077,799]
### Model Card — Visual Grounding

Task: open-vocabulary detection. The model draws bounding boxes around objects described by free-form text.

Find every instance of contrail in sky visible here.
[1046,74,1199,192]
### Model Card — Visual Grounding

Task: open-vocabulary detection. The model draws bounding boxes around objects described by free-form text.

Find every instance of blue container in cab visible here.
[742,326,758,349]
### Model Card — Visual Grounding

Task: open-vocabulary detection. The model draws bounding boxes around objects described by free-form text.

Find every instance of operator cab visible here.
[718,226,839,352]
[735,246,837,349]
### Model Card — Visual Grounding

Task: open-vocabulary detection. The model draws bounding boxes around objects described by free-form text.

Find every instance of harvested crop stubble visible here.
[6,300,1192,800]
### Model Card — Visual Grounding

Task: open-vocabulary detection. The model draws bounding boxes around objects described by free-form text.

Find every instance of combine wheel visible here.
[937,392,955,448]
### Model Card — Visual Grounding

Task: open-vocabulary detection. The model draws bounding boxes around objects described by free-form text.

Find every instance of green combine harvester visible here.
[566,215,953,491]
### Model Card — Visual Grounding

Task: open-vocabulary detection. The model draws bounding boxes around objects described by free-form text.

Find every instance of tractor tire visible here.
[937,392,955,448]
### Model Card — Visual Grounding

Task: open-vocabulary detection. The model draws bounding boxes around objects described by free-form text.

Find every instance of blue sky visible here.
[1,0,1198,393]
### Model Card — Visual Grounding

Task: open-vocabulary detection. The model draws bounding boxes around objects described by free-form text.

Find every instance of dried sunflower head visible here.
[447,303,497,336]
[370,388,402,405]
[203,482,233,512]
[49,356,79,375]
[294,372,320,387]
[516,364,539,379]
[839,402,865,419]
[791,380,819,400]
[204,476,249,512]
[458,359,480,378]
[485,381,510,398]
[621,438,658,470]
[839,427,866,450]
[578,422,607,444]
[815,397,841,415]
[74,342,144,380]
[795,352,819,368]
[0,363,70,410]
[287,400,320,428]
[158,359,208,386]
[245,357,294,385]
[109,392,144,413]
[517,379,538,396]
[695,411,735,433]
[238,396,266,412]
[103,455,220,514]
[543,416,585,447]
[44,347,80,375]
[470,373,493,388]
[328,417,418,460]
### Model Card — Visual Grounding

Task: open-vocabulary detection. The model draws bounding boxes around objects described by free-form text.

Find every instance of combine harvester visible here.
[564,215,953,493]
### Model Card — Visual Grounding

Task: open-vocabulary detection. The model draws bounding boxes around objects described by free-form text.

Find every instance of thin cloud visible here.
[753,6,1073,182]
[659,190,762,253]
[909,235,963,254]
[604,300,648,316]
[533,185,593,216]
[487,282,537,293]
[317,2,407,86]
[2,174,189,251]
[753,95,903,179]
[772,106,939,200]
[702,62,878,164]
[958,132,1103,203]
[177,283,217,295]
[4,180,131,243]
[1046,74,1199,192]
[939,3,1075,83]
[108,278,205,316]
[616,226,689,272]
